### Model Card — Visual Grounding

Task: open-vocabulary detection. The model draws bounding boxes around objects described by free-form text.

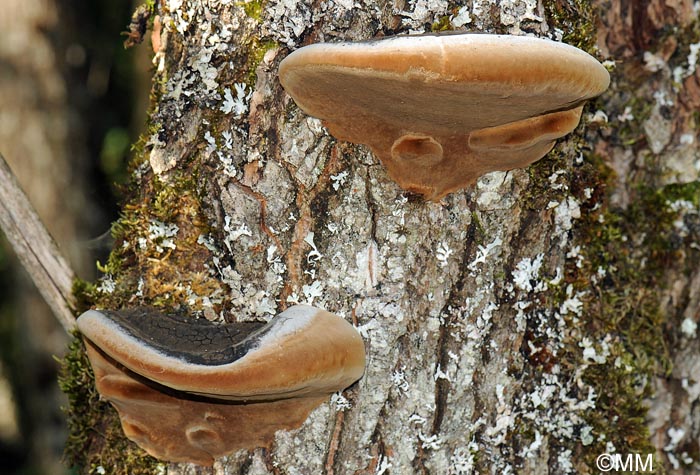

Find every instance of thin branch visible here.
[0,153,77,333]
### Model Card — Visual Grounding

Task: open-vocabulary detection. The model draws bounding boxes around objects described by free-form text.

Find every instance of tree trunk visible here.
[65,0,700,474]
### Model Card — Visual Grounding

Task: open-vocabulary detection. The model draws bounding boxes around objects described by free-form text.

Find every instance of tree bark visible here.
[69,0,700,474]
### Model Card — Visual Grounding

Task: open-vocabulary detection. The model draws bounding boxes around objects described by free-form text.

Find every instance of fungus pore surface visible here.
[77,305,366,465]
[279,33,610,199]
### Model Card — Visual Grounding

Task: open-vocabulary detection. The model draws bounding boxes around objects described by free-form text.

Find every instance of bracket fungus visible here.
[77,305,365,465]
[279,33,610,199]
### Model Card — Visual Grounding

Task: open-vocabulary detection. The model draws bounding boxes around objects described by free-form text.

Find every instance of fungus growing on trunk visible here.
[278,33,610,200]
[77,305,366,465]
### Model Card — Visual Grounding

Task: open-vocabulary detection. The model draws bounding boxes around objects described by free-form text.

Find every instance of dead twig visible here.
[0,153,77,333]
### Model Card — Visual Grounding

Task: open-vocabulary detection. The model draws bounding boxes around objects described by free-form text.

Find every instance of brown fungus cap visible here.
[279,33,610,199]
[77,305,366,464]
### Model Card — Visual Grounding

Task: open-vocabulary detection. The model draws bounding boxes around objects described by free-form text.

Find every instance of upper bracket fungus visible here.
[279,33,610,200]
[77,305,366,465]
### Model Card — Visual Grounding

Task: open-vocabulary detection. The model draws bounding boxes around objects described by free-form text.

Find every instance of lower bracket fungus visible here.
[77,305,366,465]
[278,33,610,200]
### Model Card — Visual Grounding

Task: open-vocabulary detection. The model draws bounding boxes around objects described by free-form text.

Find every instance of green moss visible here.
[71,278,98,315]
[659,181,700,207]
[522,138,574,211]
[431,15,453,32]
[470,211,485,236]
[237,0,265,20]
[561,155,699,470]
[616,96,654,147]
[144,0,156,13]
[245,38,278,86]
[128,122,160,174]
[542,0,598,52]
